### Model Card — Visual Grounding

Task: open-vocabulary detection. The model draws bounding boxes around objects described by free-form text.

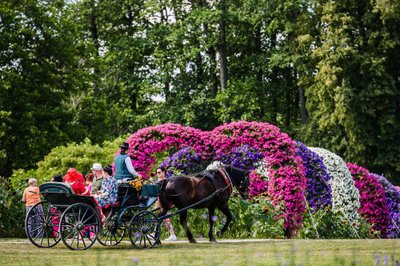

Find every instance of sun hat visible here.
[28,178,37,184]
[91,163,103,171]
[120,142,129,150]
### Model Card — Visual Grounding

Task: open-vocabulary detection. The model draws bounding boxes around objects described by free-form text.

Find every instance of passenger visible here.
[51,173,63,182]
[91,163,104,195]
[155,167,177,241]
[85,173,94,193]
[64,168,90,195]
[22,178,43,238]
[94,166,118,208]
[114,142,141,183]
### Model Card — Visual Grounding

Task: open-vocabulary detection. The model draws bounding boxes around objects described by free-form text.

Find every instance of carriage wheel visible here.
[25,201,61,248]
[97,211,125,246]
[59,203,100,250]
[128,210,160,249]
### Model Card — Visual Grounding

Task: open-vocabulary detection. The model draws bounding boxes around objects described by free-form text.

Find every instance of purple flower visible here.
[296,142,332,212]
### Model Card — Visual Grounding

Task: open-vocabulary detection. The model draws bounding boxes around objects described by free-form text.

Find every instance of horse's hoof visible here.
[189,239,197,244]
[217,231,222,238]
[210,238,217,242]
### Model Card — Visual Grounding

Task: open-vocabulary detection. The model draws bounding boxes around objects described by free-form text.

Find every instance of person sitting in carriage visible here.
[93,166,118,209]
[63,168,90,196]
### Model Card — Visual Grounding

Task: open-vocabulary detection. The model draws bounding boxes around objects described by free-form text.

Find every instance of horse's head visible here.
[223,165,250,200]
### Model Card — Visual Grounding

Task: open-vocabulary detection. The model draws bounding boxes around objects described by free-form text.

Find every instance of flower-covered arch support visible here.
[208,121,307,237]
[124,124,211,178]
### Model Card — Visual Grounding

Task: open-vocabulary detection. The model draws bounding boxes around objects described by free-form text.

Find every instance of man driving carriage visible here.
[114,142,141,183]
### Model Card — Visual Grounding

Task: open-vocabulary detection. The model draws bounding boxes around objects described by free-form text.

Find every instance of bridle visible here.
[219,166,250,199]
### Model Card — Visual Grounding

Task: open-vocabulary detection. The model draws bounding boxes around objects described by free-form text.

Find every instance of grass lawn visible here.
[0,238,399,265]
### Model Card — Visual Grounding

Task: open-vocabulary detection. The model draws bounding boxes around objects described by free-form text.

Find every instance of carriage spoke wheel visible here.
[59,203,100,250]
[97,211,125,246]
[25,201,61,248]
[128,210,160,249]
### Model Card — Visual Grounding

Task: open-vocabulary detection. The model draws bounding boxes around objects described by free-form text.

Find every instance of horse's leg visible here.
[208,207,217,242]
[216,205,232,238]
[180,210,196,243]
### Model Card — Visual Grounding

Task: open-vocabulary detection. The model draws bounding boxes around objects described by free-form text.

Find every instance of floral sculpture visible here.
[124,124,211,178]
[160,147,202,178]
[208,121,306,237]
[372,173,400,238]
[309,148,360,223]
[296,142,332,212]
[346,163,390,236]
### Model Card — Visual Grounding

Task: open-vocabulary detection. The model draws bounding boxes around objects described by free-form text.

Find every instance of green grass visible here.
[0,239,399,265]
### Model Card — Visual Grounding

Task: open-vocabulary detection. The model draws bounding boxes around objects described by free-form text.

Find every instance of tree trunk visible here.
[219,0,228,91]
[299,86,308,124]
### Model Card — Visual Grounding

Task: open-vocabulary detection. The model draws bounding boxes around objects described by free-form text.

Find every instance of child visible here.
[22,178,42,238]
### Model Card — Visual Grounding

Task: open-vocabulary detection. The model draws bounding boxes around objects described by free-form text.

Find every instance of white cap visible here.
[28,178,37,184]
[91,163,102,170]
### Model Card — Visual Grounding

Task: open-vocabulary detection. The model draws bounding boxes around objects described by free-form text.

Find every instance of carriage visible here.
[25,181,161,250]
[26,165,250,250]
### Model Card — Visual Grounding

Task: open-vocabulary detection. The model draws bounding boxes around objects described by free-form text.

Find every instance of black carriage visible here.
[25,181,159,250]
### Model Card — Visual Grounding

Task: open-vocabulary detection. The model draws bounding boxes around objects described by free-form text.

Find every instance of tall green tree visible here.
[0,0,85,176]
[305,0,400,182]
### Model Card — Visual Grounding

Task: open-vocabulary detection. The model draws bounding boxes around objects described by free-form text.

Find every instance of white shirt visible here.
[125,156,140,177]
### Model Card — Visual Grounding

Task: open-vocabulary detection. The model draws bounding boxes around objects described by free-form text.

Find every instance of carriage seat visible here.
[103,202,120,209]
[39,182,75,195]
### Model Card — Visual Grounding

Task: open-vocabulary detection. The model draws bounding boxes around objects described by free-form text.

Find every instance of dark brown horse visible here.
[158,165,250,243]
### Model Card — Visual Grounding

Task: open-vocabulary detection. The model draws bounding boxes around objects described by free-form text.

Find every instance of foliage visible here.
[309,148,360,223]
[174,196,285,239]
[346,163,390,237]
[304,0,400,183]
[300,207,377,239]
[0,177,25,237]
[296,142,332,211]
[11,136,127,187]
[160,147,202,178]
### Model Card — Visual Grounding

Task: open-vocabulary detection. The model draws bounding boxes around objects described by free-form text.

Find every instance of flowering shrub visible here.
[373,173,400,238]
[124,124,211,178]
[296,142,332,212]
[346,163,390,237]
[208,121,306,237]
[160,147,202,178]
[309,148,360,223]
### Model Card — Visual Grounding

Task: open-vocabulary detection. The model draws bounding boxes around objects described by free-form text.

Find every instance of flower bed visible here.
[309,148,360,223]
[296,142,332,212]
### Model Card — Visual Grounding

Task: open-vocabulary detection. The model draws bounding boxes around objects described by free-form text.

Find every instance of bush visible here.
[0,177,25,237]
[299,207,377,239]
[167,196,285,239]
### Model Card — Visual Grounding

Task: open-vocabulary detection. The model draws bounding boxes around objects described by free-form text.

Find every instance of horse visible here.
[157,165,250,243]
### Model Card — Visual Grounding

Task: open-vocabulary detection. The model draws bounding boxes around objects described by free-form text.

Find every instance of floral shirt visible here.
[97,176,118,207]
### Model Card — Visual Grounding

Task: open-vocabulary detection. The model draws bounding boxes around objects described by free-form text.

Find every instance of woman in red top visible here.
[64,168,90,196]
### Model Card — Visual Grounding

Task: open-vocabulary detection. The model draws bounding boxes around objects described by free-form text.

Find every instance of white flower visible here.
[206,161,223,170]
[309,147,360,223]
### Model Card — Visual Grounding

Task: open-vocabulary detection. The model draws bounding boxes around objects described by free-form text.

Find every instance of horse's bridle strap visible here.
[217,168,233,193]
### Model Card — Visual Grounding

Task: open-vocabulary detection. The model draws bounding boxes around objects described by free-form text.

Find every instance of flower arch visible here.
[296,142,332,211]
[124,124,211,178]
[373,173,400,238]
[346,163,391,237]
[309,148,360,223]
[208,121,306,237]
